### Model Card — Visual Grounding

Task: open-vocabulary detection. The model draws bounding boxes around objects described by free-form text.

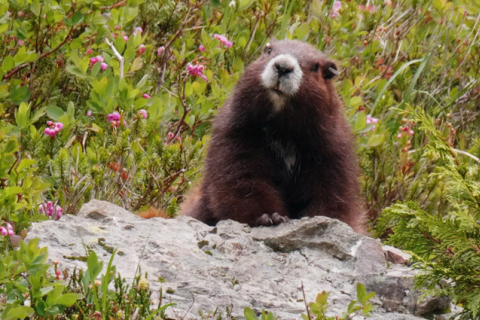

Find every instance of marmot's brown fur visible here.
[181,40,364,233]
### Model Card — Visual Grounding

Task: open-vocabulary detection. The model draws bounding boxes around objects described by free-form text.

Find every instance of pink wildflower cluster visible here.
[107,111,121,127]
[142,93,151,99]
[90,55,108,71]
[38,201,63,220]
[366,114,378,131]
[213,34,232,48]
[44,121,64,137]
[331,0,342,18]
[0,223,14,236]
[157,46,165,56]
[186,62,208,81]
[138,44,146,54]
[397,125,414,138]
[138,109,148,119]
[199,44,206,52]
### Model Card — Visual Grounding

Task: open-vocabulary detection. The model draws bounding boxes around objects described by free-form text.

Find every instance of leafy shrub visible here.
[376,107,480,319]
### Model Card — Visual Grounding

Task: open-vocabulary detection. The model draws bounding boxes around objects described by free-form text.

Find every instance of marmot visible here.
[181,40,364,233]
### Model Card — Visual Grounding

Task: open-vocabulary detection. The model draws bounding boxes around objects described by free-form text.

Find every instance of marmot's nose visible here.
[274,63,294,77]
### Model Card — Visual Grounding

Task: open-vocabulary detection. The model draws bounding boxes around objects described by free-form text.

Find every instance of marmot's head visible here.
[255,40,339,111]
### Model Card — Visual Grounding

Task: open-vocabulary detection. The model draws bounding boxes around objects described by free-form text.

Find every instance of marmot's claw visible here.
[271,212,289,225]
[257,212,288,226]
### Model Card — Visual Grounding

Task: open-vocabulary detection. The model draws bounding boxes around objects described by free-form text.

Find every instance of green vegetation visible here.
[0,239,174,319]
[1,0,480,317]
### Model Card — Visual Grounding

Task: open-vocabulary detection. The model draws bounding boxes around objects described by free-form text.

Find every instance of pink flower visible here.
[55,122,64,131]
[107,111,120,122]
[38,201,63,219]
[18,40,24,46]
[333,0,342,10]
[186,62,208,81]
[331,0,342,17]
[0,227,7,236]
[90,57,98,67]
[90,56,105,69]
[18,11,24,17]
[87,110,92,117]
[123,35,129,42]
[168,132,175,139]
[87,48,93,54]
[213,34,233,48]
[142,93,151,99]
[6,224,14,235]
[56,205,63,219]
[199,44,206,52]
[157,46,165,56]
[138,44,146,54]
[133,27,143,36]
[100,62,108,71]
[397,133,402,139]
[409,130,414,135]
[366,115,378,125]
[44,128,54,137]
[44,121,64,137]
[138,109,148,119]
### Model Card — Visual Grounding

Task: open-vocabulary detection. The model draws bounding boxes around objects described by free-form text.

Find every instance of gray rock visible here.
[25,200,452,319]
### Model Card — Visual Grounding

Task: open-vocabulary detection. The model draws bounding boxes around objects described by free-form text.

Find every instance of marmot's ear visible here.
[322,61,340,80]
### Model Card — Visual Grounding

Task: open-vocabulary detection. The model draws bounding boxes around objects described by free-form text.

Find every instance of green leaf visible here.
[86,251,103,280]
[354,112,367,131]
[56,293,82,306]
[30,0,41,16]
[66,64,87,79]
[46,106,65,120]
[10,86,30,105]
[244,307,259,320]
[4,306,34,319]
[367,134,385,148]
[136,74,149,90]
[4,139,19,154]
[0,24,8,35]
[71,12,84,25]
[356,283,367,303]
[2,56,14,72]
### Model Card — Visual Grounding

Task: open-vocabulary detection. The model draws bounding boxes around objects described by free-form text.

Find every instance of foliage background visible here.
[1,0,480,317]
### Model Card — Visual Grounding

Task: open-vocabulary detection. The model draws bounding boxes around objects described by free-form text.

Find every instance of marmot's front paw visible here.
[256,212,289,226]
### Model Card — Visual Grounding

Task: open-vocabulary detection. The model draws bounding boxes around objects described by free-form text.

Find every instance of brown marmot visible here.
[181,39,364,233]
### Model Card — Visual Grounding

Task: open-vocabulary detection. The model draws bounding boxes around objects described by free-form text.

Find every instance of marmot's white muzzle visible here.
[261,54,303,97]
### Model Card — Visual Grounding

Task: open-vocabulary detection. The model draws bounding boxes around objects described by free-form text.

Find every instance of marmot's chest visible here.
[269,139,298,173]
[263,127,303,174]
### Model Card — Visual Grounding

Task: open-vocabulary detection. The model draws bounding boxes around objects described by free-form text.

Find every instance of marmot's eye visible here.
[311,63,320,72]
[264,46,273,55]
